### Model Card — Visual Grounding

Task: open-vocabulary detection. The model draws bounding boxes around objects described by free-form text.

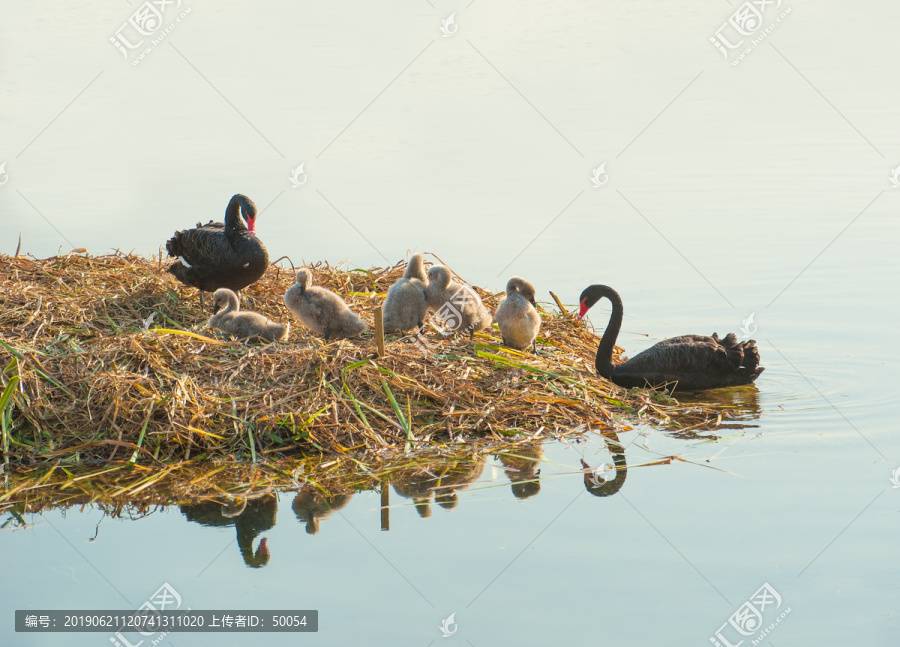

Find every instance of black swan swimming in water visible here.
[577,284,764,392]
[166,194,268,306]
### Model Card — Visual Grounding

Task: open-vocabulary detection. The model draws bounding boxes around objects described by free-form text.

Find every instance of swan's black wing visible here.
[616,333,763,390]
[166,224,268,292]
[167,225,232,268]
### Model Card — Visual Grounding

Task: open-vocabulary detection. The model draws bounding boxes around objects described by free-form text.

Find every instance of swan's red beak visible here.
[246,218,257,236]
[258,537,269,557]
[577,300,588,321]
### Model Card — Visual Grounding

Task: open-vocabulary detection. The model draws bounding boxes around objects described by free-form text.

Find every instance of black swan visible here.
[166,194,269,306]
[577,285,764,391]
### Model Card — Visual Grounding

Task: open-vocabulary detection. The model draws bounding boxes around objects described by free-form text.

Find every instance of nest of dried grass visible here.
[0,251,739,475]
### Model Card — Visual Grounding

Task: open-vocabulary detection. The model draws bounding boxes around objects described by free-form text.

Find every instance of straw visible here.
[0,251,744,476]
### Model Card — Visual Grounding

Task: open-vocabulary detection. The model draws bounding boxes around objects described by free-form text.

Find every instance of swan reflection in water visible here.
[292,485,354,535]
[498,445,543,500]
[667,383,762,439]
[676,383,761,414]
[173,386,763,557]
[580,431,628,497]
[391,458,485,518]
[180,494,275,568]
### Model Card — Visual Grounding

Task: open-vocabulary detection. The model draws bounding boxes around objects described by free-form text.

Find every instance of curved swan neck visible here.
[224,194,257,238]
[405,253,426,282]
[428,267,450,291]
[580,285,623,377]
[213,290,239,316]
[236,526,267,568]
[508,277,536,303]
[223,293,239,313]
[239,194,258,236]
[224,195,245,238]
[296,270,311,294]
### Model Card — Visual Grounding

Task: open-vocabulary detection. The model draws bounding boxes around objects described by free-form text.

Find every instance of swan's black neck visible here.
[224,194,257,240]
[579,284,623,378]
[234,500,274,568]
[236,526,269,568]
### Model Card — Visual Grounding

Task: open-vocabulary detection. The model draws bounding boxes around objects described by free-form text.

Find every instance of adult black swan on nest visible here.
[577,285,764,392]
[166,194,268,306]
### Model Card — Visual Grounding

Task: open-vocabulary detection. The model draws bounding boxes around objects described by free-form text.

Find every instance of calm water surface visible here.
[1,1,899,645]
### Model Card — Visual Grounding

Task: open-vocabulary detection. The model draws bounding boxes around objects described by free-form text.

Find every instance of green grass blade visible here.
[128,403,155,465]
[381,379,411,440]
[0,339,24,360]
[343,382,373,432]
[0,376,19,416]
[247,426,257,463]
[1,375,20,468]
